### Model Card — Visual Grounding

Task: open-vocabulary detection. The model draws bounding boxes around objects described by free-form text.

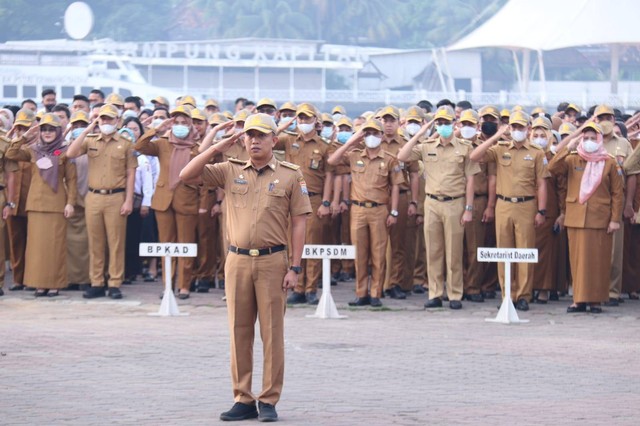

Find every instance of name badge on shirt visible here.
[427,152,437,157]
[502,153,511,159]
[356,160,365,167]
[574,166,585,171]
[234,177,247,184]
[523,154,533,161]
[36,157,53,170]
[292,143,300,149]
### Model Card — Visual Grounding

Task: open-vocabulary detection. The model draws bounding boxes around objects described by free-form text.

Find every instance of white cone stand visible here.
[306,257,347,319]
[485,261,528,324]
[149,255,189,317]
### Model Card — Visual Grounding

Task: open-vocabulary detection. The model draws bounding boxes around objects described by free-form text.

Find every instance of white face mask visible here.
[100,124,116,135]
[297,123,315,134]
[151,118,164,129]
[511,130,527,142]
[332,113,342,122]
[460,126,477,139]
[405,123,421,136]
[550,144,558,154]
[533,137,548,148]
[582,139,599,153]
[364,135,382,149]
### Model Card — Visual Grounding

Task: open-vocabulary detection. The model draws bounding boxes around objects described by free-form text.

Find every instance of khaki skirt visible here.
[24,211,68,289]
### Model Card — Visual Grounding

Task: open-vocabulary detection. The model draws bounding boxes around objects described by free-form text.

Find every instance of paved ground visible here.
[1,277,640,425]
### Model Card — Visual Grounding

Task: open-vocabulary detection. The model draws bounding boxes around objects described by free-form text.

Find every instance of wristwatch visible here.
[409,201,418,207]
[289,266,302,274]
[464,205,473,211]
[4,202,16,209]
[537,209,547,216]
[322,200,331,207]
[389,209,399,217]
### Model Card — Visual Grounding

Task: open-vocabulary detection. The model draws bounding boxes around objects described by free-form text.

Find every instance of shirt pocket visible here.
[498,156,512,167]
[87,149,100,158]
[229,184,249,208]
[309,151,323,170]
[266,188,286,210]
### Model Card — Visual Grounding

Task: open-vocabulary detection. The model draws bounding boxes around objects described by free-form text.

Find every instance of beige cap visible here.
[244,113,277,134]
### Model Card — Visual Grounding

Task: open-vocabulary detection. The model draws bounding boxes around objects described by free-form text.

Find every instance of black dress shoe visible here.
[0,288,3,296]
[482,291,497,299]
[465,293,484,303]
[412,284,426,294]
[34,289,49,297]
[384,285,406,300]
[567,303,587,313]
[177,292,190,300]
[196,279,210,293]
[370,297,382,307]
[549,291,559,301]
[515,299,529,311]
[305,292,319,305]
[108,288,122,299]
[449,300,462,310]
[9,284,25,291]
[258,401,278,422]
[83,286,106,299]
[348,296,370,306]
[603,298,619,307]
[286,291,306,304]
[220,402,258,421]
[589,305,602,314]
[424,297,442,308]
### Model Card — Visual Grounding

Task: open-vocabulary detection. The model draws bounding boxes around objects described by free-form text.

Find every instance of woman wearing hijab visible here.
[134,105,200,299]
[547,122,624,313]
[6,113,77,297]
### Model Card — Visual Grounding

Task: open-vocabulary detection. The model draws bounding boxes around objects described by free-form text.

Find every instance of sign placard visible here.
[303,245,355,260]
[139,243,197,257]
[477,248,538,263]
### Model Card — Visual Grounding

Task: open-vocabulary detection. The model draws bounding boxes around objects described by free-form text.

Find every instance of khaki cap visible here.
[336,116,353,129]
[151,96,169,107]
[190,108,207,121]
[39,113,61,127]
[222,111,233,120]
[99,104,119,118]
[500,108,510,118]
[479,105,500,119]
[558,122,576,135]
[583,122,603,134]
[595,104,614,117]
[362,118,383,132]
[379,105,400,119]
[279,101,297,112]
[531,106,546,116]
[70,110,90,124]
[204,99,219,108]
[531,116,552,130]
[244,113,277,134]
[434,105,455,121]
[105,93,124,107]
[566,103,580,113]
[208,113,228,125]
[14,108,36,126]
[321,113,333,124]
[257,98,277,109]
[405,106,426,122]
[509,110,530,126]
[332,105,347,115]
[170,104,193,118]
[233,109,251,122]
[179,95,197,108]
[460,109,479,125]
[296,102,318,118]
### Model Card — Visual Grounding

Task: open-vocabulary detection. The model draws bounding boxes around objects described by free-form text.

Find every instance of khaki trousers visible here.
[225,251,288,406]
[495,198,536,302]
[85,192,126,287]
[155,207,197,291]
[413,222,428,286]
[425,197,465,301]
[7,214,26,285]
[351,204,388,298]
[194,210,218,280]
[609,220,624,298]
[67,205,90,284]
[295,195,330,294]
[384,192,414,291]
[463,195,489,295]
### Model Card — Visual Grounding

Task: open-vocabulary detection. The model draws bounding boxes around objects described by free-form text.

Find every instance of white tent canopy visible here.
[448,0,640,95]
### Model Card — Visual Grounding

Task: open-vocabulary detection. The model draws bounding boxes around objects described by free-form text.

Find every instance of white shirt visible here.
[135,154,154,207]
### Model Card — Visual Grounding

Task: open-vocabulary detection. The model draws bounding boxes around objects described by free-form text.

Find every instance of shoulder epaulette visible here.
[280,161,300,170]
[530,144,544,151]
[228,158,246,165]
[425,137,438,144]
[458,139,472,146]
[283,130,297,136]
[497,141,510,146]
[569,150,578,155]
[321,137,332,145]
[87,133,100,137]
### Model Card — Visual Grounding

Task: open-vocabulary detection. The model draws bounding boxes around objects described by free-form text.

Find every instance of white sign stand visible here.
[302,245,355,319]
[140,243,198,317]
[477,248,538,324]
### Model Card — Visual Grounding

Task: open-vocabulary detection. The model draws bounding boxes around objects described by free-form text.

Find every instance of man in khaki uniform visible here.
[180,113,311,422]
[328,118,404,307]
[275,103,334,305]
[0,120,19,296]
[470,110,547,311]
[399,105,479,310]
[67,104,137,299]
[594,105,638,306]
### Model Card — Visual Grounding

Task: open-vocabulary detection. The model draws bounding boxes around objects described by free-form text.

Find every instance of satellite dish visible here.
[64,2,94,40]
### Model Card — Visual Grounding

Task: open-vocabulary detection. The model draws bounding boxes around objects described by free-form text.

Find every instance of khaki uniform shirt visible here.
[409,136,480,196]
[77,132,137,190]
[483,141,546,197]
[276,132,335,194]
[337,149,405,204]
[473,136,497,195]
[382,136,420,192]
[202,156,312,248]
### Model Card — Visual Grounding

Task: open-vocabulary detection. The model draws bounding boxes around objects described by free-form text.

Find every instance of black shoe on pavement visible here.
[196,279,211,293]
[385,285,406,300]
[83,286,106,299]
[338,272,353,282]
[220,402,258,421]
[370,297,382,307]
[0,288,4,296]
[424,297,442,308]
[482,291,497,299]
[108,288,122,299]
[10,284,27,291]
[286,291,306,304]
[258,402,278,422]
[589,305,603,314]
[549,291,559,301]
[306,292,319,305]
[465,293,484,303]
[515,299,529,311]
[449,300,462,310]
[348,296,371,306]
[412,285,426,294]
[603,298,619,307]
[567,303,587,313]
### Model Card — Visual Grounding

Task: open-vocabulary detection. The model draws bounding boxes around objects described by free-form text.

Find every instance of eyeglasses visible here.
[40,127,56,133]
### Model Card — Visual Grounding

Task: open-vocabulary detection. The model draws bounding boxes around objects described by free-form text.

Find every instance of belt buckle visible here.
[249,249,259,257]
[100,189,108,195]
[437,195,445,201]
[510,197,518,203]
[364,202,373,208]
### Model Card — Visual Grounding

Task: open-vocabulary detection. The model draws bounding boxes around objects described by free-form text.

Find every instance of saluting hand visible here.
[282,270,297,292]
[156,117,175,134]
[23,123,40,142]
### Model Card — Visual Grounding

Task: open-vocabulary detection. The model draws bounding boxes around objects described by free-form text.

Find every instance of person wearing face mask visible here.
[66,104,137,300]
[331,105,347,123]
[5,113,77,297]
[105,93,126,121]
[398,106,480,310]
[529,117,567,304]
[275,102,335,305]
[547,123,624,313]
[320,113,335,142]
[459,108,498,303]
[41,88,57,113]
[132,105,201,299]
[64,110,92,292]
[375,105,421,299]
[470,110,547,311]
[328,118,403,307]
[593,105,637,306]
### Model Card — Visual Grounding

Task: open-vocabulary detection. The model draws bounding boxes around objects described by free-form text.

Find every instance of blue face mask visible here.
[320,126,333,139]
[337,131,352,144]
[287,120,297,132]
[172,124,189,139]
[71,127,87,139]
[436,124,454,138]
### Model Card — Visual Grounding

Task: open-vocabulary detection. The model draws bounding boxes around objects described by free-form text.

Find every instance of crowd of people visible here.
[0,90,639,313]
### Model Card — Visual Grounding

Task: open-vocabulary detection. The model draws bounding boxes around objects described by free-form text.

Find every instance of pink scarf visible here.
[576,135,609,204]
[168,126,197,190]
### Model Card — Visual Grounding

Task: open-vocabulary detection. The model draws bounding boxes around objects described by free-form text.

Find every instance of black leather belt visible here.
[307,191,320,197]
[497,195,535,203]
[475,193,488,197]
[426,193,464,202]
[351,200,383,208]
[88,187,126,195]
[399,189,409,194]
[208,189,216,194]
[228,244,286,257]
[0,185,5,190]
